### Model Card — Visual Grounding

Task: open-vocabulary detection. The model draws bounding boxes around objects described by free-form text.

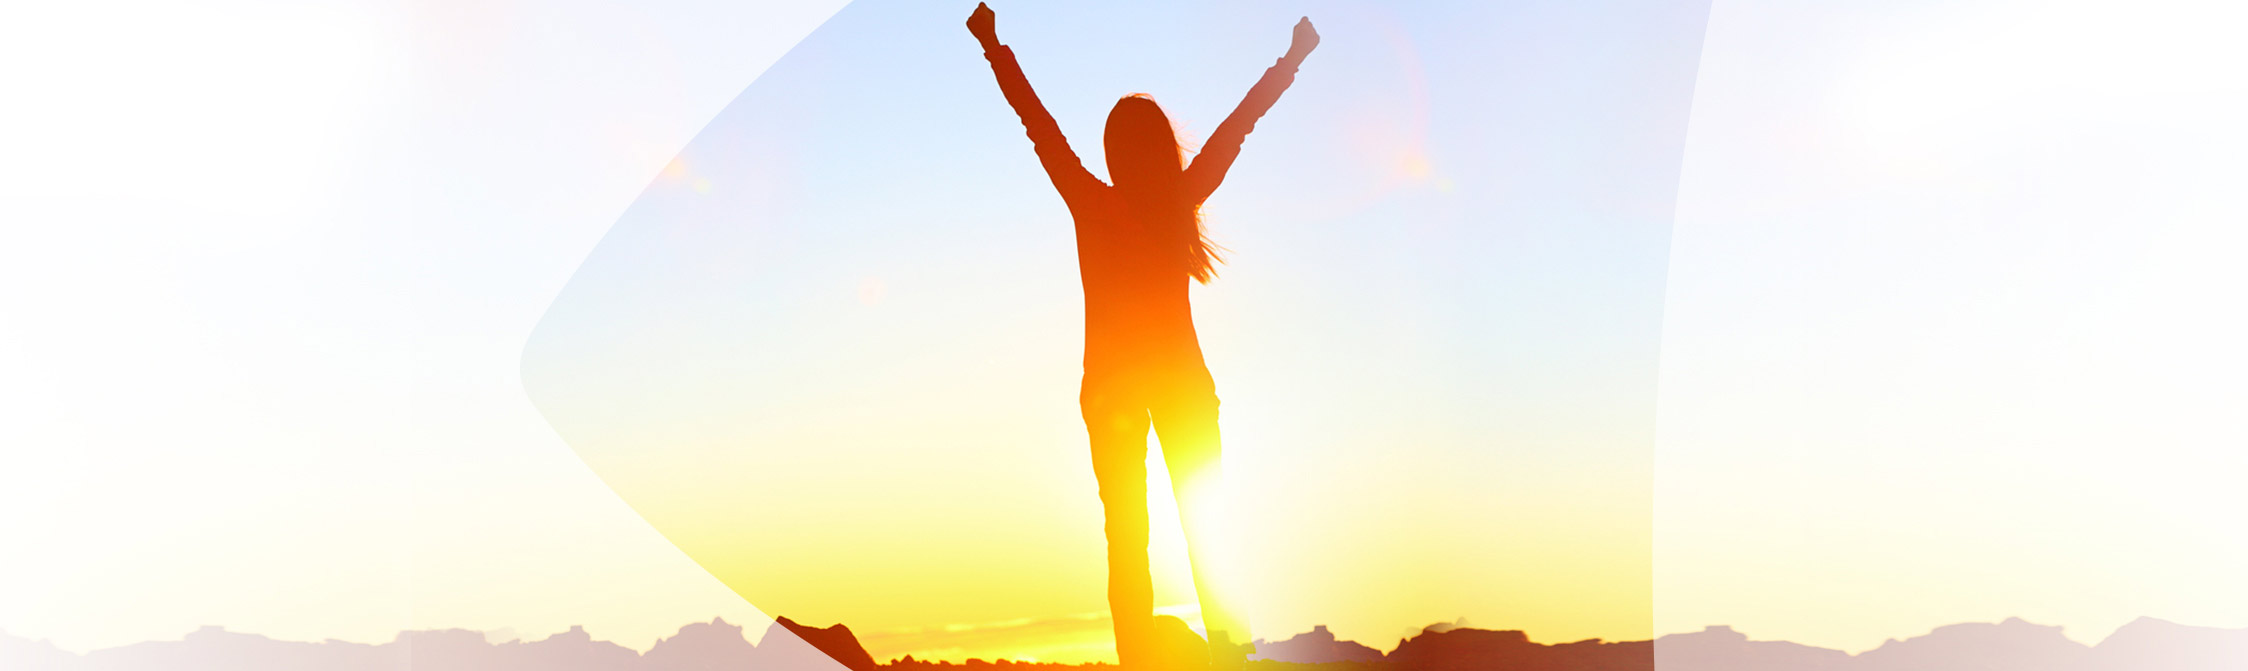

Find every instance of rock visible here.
[756,617,878,671]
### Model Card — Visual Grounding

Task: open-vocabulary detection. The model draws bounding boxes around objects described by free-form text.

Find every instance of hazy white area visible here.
[0,0,847,652]
[1657,0,2248,652]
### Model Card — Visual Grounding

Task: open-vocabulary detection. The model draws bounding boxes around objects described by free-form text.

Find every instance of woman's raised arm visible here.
[1185,17,1318,201]
[971,4,1102,199]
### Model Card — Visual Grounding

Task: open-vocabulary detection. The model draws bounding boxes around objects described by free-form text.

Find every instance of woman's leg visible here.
[1150,384,1251,669]
[1083,386,1155,669]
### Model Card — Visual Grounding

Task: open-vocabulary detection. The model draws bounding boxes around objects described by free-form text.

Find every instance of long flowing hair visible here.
[1103,94,1224,283]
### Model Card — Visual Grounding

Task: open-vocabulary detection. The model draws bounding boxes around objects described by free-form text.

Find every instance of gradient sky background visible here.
[522,0,1704,662]
[3,0,2246,664]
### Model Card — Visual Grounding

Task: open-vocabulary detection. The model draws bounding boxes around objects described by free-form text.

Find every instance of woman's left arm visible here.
[1184,17,1318,201]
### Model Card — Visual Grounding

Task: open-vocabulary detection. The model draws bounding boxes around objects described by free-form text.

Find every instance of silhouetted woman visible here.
[968,4,1316,669]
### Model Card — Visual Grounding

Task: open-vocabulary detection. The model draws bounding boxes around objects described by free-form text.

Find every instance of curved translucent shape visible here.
[524,0,1708,663]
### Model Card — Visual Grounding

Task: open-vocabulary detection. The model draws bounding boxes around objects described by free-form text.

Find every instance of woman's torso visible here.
[1064,186,1210,382]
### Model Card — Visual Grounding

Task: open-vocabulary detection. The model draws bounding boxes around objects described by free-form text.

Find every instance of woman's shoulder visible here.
[1058,179,1117,209]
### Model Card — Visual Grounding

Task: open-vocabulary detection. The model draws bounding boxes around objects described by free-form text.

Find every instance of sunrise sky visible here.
[522,0,1705,662]
[4,0,2247,665]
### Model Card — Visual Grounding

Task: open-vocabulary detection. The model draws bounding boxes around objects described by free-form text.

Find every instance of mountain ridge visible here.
[5,615,2244,670]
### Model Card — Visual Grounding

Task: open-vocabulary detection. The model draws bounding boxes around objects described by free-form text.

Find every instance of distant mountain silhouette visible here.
[0,633,77,671]
[1655,616,2248,671]
[82,625,399,671]
[2087,616,2248,671]
[7,615,2247,671]
[1653,625,1849,671]
[0,618,859,671]
[1251,625,1384,664]
[513,625,643,671]
[1385,627,1647,671]
[1850,617,2088,671]
[642,618,755,671]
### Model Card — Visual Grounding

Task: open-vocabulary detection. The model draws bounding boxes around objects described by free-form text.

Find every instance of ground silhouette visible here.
[9,615,2247,671]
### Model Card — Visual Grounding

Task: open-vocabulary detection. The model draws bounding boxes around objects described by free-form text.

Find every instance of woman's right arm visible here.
[970,4,1102,198]
[1184,17,1317,202]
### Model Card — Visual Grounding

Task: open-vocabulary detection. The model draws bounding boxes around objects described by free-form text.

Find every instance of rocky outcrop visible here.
[756,617,878,671]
